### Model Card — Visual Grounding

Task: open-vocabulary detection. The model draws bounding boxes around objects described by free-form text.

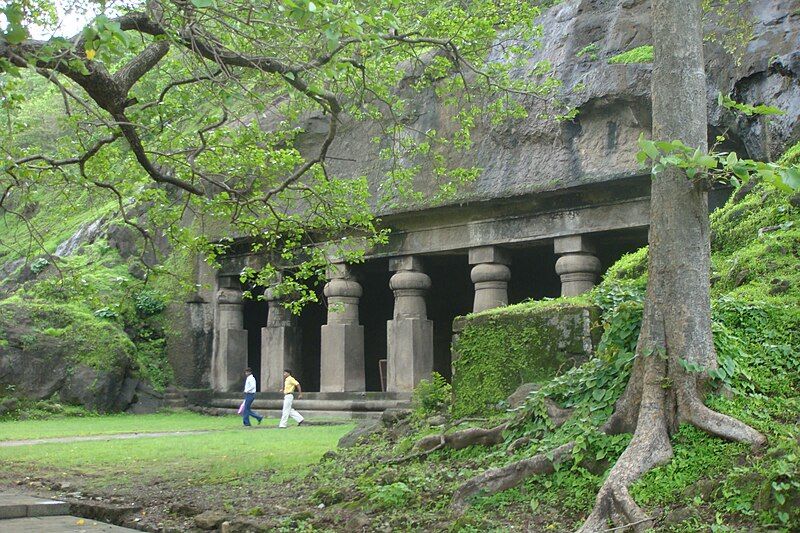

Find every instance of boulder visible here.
[60,364,130,413]
[113,377,140,411]
[194,510,230,530]
[126,381,164,414]
[338,420,381,448]
[506,383,540,409]
[380,408,412,428]
[0,397,19,416]
[0,301,135,412]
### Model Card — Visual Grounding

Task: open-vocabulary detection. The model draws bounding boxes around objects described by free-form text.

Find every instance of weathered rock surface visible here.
[0,301,138,412]
[125,381,165,414]
[194,510,231,530]
[506,383,541,409]
[337,420,382,448]
[292,0,799,213]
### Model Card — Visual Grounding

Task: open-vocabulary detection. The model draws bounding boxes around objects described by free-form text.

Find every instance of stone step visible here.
[208,397,408,412]
[212,391,412,401]
[196,406,382,420]
[0,493,70,519]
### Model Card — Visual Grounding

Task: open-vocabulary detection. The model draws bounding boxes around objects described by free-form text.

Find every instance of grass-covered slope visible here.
[303,180,799,532]
[0,152,182,417]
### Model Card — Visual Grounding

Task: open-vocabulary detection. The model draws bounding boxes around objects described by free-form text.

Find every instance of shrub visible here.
[134,290,166,317]
[607,45,653,64]
[368,482,413,509]
[411,372,452,418]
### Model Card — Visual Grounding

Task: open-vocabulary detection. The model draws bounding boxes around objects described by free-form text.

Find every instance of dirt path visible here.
[0,429,230,447]
[0,422,345,447]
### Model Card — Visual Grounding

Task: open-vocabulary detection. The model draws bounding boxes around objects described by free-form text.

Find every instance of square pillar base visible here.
[387,318,433,392]
[261,326,302,392]
[320,323,365,392]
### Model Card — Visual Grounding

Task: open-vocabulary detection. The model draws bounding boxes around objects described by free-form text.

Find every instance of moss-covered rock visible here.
[452,301,601,417]
[0,299,135,412]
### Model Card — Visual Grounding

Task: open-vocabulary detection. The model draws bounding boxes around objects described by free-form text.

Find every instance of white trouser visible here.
[279,393,304,427]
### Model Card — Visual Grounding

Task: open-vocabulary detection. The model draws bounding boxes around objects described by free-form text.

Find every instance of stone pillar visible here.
[261,288,301,393]
[386,256,433,392]
[469,246,511,313]
[554,235,601,297]
[320,264,365,392]
[211,286,248,392]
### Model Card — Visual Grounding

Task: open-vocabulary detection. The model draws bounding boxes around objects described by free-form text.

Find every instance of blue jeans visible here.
[242,393,262,426]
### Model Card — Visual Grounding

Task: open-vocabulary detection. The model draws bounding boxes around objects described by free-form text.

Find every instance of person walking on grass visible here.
[279,369,305,428]
[242,367,263,427]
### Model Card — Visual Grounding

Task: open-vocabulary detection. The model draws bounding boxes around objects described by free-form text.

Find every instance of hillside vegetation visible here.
[0,76,187,415]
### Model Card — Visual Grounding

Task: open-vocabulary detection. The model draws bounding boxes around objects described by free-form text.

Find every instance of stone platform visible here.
[0,492,138,532]
[201,391,411,419]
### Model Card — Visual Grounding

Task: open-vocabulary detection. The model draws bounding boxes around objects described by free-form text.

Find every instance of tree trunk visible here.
[451,0,766,528]
[576,1,766,530]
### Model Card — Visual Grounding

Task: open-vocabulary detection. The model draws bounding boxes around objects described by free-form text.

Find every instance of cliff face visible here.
[296,0,800,213]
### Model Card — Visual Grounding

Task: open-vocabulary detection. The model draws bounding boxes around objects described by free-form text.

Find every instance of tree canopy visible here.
[1,0,546,302]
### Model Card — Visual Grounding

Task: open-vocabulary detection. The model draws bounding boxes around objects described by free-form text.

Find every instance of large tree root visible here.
[411,399,573,455]
[413,423,508,454]
[389,418,508,465]
[451,441,574,512]
[680,391,766,446]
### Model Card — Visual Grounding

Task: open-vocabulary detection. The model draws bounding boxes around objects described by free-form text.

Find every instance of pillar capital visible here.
[263,287,295,327]
[470,262,511,312]
[468,246,511,266]
[389,255,424,273]
[553,235,596,255]
[389,270,431,319]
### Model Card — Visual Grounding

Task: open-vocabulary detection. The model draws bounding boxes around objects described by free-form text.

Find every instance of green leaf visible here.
[751,104,784,116]
[596,449,606,460]
[779,167,800,191]
[697,155,717,169]
[5,25,28,44]
[640,140,660,160]
[190,0,215,8]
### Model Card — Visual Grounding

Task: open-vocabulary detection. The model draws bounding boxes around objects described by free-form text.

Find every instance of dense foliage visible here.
[0,0,554,306]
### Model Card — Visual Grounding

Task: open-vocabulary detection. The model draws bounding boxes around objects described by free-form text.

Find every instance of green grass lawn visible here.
[0,413,354,490]
[0,411,294,441]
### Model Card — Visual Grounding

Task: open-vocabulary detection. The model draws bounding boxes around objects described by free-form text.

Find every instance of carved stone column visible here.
[261,287,301,393]
[554,235,601,297]
[320,264,365,392]
[386,256,433,392]
[211,285,248,392]
[469,246,511,313]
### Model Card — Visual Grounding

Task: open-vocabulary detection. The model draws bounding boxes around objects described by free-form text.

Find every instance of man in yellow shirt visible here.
[279,369,305,428]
